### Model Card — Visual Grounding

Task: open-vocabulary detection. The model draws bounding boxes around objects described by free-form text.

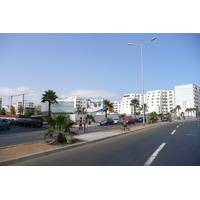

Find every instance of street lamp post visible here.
[128,37,156,125]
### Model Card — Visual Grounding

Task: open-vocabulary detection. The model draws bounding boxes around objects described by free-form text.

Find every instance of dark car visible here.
[15,119,29,126]
[0,118,11,131]
[138,117,147,123]
[24,119,43,127]
[162,117,169,122]
[121,117,135,125]
[100,118,114,125]
[8,119,16,125]
[134,118,139,123]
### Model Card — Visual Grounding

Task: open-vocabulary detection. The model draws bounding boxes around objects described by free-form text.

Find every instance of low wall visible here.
[69,114,119,123]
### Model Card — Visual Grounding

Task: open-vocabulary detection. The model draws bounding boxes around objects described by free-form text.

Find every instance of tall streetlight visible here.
[128,37,156,125]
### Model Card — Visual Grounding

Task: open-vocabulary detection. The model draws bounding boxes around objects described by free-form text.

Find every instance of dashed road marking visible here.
[171,130,176,135]
[144,143,166,166]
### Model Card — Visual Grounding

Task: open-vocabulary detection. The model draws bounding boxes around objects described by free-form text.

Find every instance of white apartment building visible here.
[146,89,175,114]
[113,90,173,116]
[112,84,199,118]
[175,84,200,115]
[113,93,146,115]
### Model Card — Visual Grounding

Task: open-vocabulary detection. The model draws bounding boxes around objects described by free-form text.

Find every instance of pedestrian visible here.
[78,117,83,133]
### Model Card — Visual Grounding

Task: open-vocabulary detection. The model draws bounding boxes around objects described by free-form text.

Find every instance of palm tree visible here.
[103,99,113,119]
[180,112,185,119]
[11,106,16,115]
[0,108,6,115]
[119,113,126,119]
[18,105,23,115]
[175,105,181,118]
[165,112,171,121]
[41,90,58,117]
[85,114,95,124]
[130,98,140,118]
[139,103,148,120]
[185,108,190,119]
[170,109,176,120]
[75,105,82,114]
[148,112,158,123]
[44,114,77,145]
[158,113,164,121]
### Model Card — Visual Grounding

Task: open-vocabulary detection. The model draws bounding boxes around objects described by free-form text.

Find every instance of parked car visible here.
[100,118,114,125]
[162,117,169,122]
[15,119,29,126]
[113,118,123,124]
[24,119,43,127]
[0,118,11,131]
[8,118,16,125]
[138,117,147,123]
[121,117,135,125]
[134,118,139,123]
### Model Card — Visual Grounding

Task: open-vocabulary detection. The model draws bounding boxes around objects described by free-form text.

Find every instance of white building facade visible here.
[112,84,199,118]
[41,96,88,114]
[175,84,200,117]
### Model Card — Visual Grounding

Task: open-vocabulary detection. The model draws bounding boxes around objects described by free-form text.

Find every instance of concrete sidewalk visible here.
[0,122,170,166]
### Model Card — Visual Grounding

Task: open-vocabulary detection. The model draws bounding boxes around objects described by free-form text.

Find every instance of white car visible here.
[113,118,123,124]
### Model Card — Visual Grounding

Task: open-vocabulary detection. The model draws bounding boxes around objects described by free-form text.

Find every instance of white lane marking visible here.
[144,143,166,166]
[177,125,179,128]
[171,130,176,135]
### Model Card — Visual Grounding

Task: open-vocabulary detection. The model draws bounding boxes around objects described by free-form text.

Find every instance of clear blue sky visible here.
[0,33,199,106]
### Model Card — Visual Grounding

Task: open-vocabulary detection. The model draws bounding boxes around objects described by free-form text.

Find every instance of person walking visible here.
[78,117,83,133]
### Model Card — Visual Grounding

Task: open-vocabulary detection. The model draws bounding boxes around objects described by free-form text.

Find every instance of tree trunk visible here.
[48,102,51,117]
[105,110,108,119]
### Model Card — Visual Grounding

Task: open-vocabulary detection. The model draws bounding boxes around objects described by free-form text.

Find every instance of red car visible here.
[121,117,135,125]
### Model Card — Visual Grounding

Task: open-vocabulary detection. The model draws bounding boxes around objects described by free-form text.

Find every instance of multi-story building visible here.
[113,90,173,115]
[112,84,199,118]
[146,89,175,114]
[175,84,200,115]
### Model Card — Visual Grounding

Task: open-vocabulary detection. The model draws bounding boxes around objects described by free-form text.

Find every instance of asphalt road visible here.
[10,120,200,166]
[0,123,139,147]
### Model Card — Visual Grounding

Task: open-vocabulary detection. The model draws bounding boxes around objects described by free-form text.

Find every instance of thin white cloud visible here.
[61,89,122,101]
[0,87,123,107]
[0,86,42,106]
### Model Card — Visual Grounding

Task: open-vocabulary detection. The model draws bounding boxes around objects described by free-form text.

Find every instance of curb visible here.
[0,121,183,166]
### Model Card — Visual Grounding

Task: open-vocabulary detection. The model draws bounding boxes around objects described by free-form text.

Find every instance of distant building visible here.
[146,89,175,114]
[113,93,146,115]
[41,96,88,114]
[175,84,200,116]
[112,84,200,119]
[13,101,35,114]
